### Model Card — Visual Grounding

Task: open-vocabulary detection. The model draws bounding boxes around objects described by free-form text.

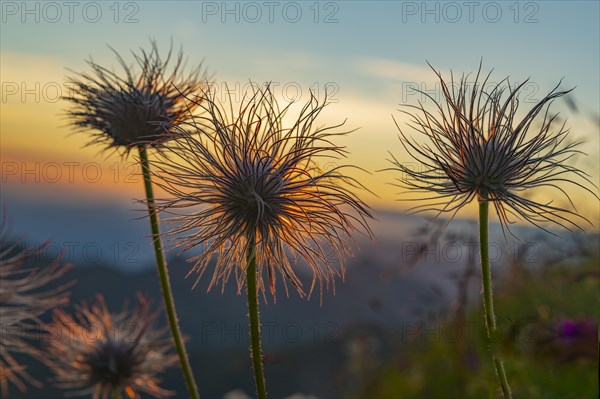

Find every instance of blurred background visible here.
[1,1,599,398]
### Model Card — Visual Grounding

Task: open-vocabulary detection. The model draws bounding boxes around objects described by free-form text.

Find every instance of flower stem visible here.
[479,200,512,399]
[246,234,268,399]
[138,146,200,399]
[112,388,122,399]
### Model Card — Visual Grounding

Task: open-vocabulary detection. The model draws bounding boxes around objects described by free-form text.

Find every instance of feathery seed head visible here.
[0,217,71,395]
[44,294,177,399]
[151,84,374,298]
[388,63,598,236]
[64,39,208,155]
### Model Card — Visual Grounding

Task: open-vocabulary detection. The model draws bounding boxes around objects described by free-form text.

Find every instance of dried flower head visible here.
[45,294,177,399]
[0,217,71,395]
[151,84,373,298]
[388,63,598,236]
[64,39,208,156]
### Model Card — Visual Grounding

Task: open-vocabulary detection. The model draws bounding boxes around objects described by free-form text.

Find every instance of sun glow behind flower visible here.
[149,84,374,298]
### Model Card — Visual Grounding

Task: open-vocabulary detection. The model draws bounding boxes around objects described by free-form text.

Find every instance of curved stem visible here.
[138,146,200,399]
[479,201,512,399]
[246,234,268,399]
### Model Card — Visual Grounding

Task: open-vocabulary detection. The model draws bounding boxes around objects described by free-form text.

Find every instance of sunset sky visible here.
[2,0,599,227]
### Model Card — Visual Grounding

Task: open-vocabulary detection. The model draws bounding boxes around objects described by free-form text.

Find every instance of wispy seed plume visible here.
[151,84,374,298]
[44,294,177,399]
[387,63,598,237]
[63,38,208,156]
[0,216,71,396]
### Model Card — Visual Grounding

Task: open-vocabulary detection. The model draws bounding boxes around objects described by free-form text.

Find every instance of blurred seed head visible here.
[0,216,71,395]
[45,294,177,399]
[388,63,598,237]
[151,84,374,298]
[64,39,208,156]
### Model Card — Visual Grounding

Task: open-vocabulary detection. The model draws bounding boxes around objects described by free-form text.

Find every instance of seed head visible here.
[64,39,208,156]
[151,84,374,298]
[388,63,598,237]
[0,216,71,395]
[44,294,177,399]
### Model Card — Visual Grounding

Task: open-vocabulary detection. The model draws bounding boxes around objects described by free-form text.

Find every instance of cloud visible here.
[356,57,442,83]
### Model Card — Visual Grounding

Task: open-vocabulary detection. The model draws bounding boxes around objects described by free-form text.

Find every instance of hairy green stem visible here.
[246,234,268,399]
[479,201,512,399]
[139,147,200,399]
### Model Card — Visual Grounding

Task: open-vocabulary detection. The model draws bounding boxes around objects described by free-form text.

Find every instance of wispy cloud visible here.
[356,57,442,83]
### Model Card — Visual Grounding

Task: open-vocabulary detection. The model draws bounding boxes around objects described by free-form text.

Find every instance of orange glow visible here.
[1,149,171,199]
[125,386,136,398]
[2,51,598,230]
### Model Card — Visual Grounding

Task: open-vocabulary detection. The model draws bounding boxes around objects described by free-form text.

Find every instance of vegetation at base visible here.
[363,258,599,399]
